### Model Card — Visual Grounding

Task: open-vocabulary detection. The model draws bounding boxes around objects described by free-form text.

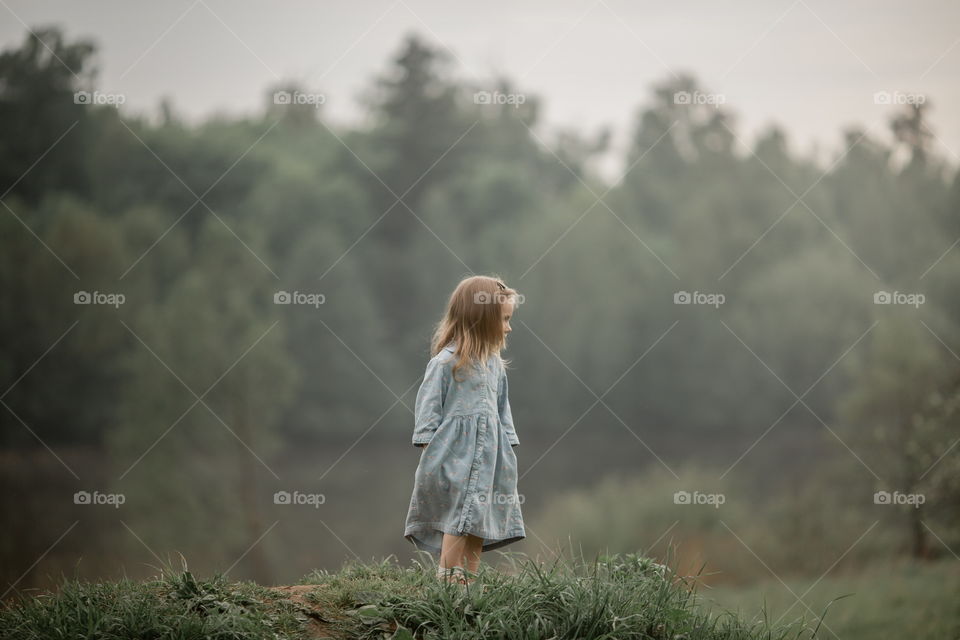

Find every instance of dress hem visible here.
[404,523,525,554]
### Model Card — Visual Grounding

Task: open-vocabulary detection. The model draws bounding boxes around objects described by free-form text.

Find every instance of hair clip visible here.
[496,281,506,290]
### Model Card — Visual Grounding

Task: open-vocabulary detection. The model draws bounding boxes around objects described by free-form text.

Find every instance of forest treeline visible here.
[1,26,958,586]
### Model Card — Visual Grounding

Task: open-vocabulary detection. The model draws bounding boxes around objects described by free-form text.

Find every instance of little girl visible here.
[404,275,525,585]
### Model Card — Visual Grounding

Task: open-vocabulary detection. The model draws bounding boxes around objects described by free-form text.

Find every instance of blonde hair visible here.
[430,274,518,382]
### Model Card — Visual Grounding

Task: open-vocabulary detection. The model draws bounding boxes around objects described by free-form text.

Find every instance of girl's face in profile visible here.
[501,298,514,336]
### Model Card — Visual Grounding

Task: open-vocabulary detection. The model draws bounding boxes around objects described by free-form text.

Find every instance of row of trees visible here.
[1,26,957,582]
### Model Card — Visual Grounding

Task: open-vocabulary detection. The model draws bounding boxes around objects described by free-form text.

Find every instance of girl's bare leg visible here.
[439,533,484,583]
[464,535,482,575]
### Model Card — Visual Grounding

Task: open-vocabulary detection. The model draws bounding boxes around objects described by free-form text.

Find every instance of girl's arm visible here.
[498,367,520,447]
[412,356,447,447]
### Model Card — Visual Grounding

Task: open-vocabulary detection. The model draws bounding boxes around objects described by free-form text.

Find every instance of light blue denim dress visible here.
[404,341,525,553]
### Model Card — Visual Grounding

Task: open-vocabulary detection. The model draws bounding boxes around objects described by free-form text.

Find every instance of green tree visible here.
[0,27,98,205]
[361,33,472,246]
[110,215,297,582]
[838,315,959,558]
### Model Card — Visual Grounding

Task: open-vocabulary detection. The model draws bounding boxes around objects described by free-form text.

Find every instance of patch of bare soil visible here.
[269,585,345,639]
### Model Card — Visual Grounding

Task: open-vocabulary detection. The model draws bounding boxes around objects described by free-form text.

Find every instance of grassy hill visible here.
[0,552,830,640]
[700,558,960,640]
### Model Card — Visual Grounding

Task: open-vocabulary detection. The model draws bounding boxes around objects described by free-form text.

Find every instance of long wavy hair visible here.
[429,274,518,382]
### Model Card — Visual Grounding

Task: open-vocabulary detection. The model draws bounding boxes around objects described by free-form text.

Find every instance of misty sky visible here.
[2,0,958,179]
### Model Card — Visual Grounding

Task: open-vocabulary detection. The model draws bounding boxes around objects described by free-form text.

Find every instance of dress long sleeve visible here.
[412,356,447,446]
[498,366,520,446]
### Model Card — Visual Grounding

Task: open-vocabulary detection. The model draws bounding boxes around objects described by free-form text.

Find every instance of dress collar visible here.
[442,342,500,367]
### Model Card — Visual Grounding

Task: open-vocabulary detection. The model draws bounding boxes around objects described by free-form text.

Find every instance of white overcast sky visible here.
[2,0,958,179]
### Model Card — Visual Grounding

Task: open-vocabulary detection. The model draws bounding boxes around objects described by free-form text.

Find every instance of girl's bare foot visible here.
[437,566,468,585]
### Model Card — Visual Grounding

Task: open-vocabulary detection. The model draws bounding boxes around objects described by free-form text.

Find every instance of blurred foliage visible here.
[1,25,958,590]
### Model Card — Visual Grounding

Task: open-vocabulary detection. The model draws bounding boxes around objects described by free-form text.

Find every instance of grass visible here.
[0,551,832,640]
[0,563,306,640]
[699,558,960,640]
